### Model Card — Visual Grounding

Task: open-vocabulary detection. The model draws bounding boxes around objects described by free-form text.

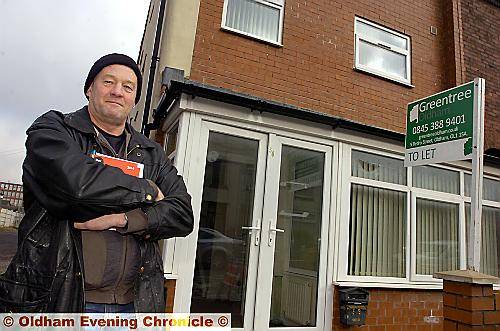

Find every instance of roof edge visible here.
[151,77,500,167]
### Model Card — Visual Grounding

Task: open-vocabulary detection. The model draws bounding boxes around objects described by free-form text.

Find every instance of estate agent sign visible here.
[405,78,486,271]
[404,81,475,167]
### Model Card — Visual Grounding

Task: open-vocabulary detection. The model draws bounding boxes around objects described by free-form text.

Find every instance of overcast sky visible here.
[0,0,150,184]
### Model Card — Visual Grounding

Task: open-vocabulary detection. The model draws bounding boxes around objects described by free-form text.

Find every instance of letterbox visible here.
[338,287,369,326]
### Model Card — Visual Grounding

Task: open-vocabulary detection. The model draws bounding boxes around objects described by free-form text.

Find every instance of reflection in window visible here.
[270,146,324,327]
[165,124,178,158]
[191,132,259,328]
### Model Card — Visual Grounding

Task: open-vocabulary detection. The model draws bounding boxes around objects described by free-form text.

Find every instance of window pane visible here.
[413,166,459,194]
[349,184,406,277]
[191,132,259,328]
[465,204,500,277]
[351,150,406,185]
[464,174,470,197]
[358,40,407,80]
[465,174,500,202]
[356,20,408,49]
[165,124,178,157]
[225,0,280,43]
[270,146,325,327]
[416,199,459,275]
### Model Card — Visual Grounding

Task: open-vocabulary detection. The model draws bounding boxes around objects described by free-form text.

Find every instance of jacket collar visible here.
[64,106,156,148]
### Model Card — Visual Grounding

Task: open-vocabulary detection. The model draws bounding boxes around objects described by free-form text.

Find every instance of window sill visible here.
[353,67,414,88]
[334,280,500,291]
[220,26,283,47]
[334,280,442,290]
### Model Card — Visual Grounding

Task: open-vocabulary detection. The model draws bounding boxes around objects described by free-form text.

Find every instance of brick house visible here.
[0,182,23,211]
[131,0,500,329]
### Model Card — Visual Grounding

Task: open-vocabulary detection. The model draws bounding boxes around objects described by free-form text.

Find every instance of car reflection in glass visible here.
[193,227,245,301]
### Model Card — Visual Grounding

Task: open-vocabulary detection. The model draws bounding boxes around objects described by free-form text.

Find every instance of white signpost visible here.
[405,78,486,271]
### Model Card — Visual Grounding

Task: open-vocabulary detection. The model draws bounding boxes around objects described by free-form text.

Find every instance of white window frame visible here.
[221,0,285,46]
[463,172,500,274]
[410,189,465,282]
[338,145,412,285]
[354,17,412,86]
[338,145,500,288]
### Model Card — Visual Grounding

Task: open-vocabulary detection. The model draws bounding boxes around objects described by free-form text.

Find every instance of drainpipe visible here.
[141,0,168,136]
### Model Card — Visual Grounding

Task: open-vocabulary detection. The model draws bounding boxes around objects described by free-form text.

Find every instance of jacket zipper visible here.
[127,144,141,159]
[94,133,118,158]
[92,133,131,303]
[112,237,129,303]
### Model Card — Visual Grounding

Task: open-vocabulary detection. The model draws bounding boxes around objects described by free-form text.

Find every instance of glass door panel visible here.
[270,146,325,327]
[190,131,262,328]
[254,135,331,331]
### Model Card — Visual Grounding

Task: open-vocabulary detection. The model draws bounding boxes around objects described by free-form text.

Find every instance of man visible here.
[0,54,194,313]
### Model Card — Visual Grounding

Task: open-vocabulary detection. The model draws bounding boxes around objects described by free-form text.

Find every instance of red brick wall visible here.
[332,287,443,330]
[442,281,500,330]
[190,0,457,133]
[460,0,500,150]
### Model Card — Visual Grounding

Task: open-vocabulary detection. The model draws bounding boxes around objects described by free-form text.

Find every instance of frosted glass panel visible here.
[351,150,406,185]
[413,166,459,194]
[465,174,500,202]
[356,21,407,49]
[358,40,407,79]
[225,0,280,42]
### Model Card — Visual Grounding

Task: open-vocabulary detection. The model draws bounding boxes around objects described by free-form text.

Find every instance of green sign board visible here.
[405,81,475,166]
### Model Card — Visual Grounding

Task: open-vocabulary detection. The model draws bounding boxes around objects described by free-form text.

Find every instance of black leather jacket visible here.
[0,107,194,312]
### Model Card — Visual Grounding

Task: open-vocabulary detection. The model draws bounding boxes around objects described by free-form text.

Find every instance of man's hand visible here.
[156,188,164,201]
[74,213,127,231]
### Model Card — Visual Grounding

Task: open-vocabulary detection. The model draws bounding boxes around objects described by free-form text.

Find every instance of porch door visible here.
[253,134,331,331]
[190,122,268,330]
[190,123,331,331]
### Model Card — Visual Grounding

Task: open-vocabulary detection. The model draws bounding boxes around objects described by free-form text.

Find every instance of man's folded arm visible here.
[23,111,157,221]
[116,153,194,240]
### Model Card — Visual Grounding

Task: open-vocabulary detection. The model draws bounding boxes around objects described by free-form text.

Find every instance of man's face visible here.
[86,64,137,127]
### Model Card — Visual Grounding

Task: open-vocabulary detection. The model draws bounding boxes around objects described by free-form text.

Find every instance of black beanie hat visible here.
[84,53,142,104]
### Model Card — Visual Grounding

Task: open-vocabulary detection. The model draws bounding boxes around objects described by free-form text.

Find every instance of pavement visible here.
[0,228,18,273]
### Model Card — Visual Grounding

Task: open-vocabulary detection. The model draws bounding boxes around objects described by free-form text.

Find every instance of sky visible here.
[0,0,151,184]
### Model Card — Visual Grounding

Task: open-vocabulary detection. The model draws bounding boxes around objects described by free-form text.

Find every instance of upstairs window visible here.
[222,0,284,45]
[354,17,411,85]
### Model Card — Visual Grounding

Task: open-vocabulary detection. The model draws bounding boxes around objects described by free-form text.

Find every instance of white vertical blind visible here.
[349,151,406,277]
[466,205,500,277]
[225,0,281,43]
[349,185,406,277]
[413,166,460,194]
[416,199,459,275]
[348,149,500,282]
[465,174,500,202]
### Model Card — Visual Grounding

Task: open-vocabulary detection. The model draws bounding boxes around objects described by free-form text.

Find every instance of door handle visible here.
[242,224,261,246]
[268,219,284,246]
[241,226,261,231]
